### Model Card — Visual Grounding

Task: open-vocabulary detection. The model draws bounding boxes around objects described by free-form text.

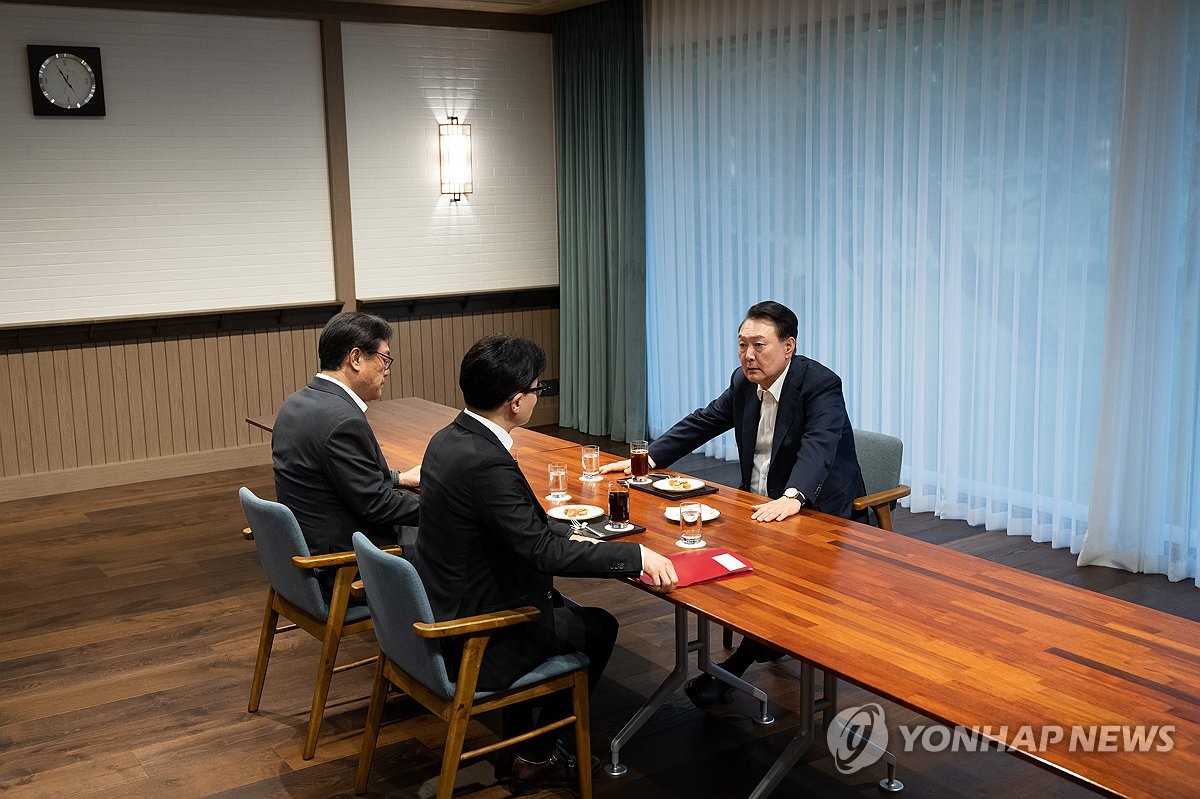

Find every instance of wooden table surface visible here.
[253,397,1200,797]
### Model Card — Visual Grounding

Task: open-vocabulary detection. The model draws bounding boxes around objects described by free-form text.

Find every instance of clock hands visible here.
[55,61,78,97]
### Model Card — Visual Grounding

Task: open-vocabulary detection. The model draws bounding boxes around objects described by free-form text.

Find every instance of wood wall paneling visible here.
[0,305,560,499]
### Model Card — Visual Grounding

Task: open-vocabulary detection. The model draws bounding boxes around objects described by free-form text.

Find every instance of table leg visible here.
[606,605,692,776]
[746,661,815,799]
[695,617,775,725]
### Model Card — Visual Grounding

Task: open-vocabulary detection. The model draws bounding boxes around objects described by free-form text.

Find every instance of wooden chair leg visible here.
[436,701,472,799]
[304,570,353,760]
[875,503,895,532]
[248,590,280,712]
[572,670,593,799]
[355,657,389,795]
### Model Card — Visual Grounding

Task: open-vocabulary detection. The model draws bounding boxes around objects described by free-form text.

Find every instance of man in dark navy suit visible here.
[272,312,420,594]
[418,334,677,794]
[603,300,866,708]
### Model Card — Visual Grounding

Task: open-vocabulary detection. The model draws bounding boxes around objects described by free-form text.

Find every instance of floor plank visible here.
[1,455,1191,798]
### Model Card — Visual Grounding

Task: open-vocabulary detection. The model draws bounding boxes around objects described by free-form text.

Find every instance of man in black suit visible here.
[417,334,677,794]
[272,312,420,589]
[602,300,866,707]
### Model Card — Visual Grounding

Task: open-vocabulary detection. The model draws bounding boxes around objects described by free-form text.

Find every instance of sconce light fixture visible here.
[439,117,472,202]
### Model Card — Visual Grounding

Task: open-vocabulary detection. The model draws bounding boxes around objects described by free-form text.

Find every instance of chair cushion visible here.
[472,651,590,701]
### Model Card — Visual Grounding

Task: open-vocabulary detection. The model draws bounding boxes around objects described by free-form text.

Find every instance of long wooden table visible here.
[251,397,1200,798]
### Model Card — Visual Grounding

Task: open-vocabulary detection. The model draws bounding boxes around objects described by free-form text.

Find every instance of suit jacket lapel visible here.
[738,380,759,488]
[454,412,547,519]
[770,358,805,461]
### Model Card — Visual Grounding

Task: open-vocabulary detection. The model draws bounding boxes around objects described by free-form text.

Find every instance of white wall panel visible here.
[342,24,558,299]
[0,5,335,325]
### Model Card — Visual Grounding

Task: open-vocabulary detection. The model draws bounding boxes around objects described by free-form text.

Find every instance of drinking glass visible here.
[547,461,570,501]
[629,440,651,484]
[580,445,602,481]
[607,483,631,531]
[677,502,704,548]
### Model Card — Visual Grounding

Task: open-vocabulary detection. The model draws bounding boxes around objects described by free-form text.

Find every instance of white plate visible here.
[663,503,721,522]
[652,477,706,492]
[547,504,605,521]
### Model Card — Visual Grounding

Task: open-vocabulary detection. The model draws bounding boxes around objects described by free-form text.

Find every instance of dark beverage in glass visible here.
[608,484,631,529]
[629,439,650,483]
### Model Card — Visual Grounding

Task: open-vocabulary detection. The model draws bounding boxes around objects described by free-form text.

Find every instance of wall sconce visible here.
[439,117,472,202]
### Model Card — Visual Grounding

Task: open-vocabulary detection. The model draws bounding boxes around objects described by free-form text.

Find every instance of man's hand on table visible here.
[751,496,803,522]
[599,457,657,476]
[640,547,678,593]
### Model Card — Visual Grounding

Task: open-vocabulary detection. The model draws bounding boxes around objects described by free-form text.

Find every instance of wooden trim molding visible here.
[0,304,343,353]
[0,443,271,502]
[0,0,554,32]
[360,287,560,320]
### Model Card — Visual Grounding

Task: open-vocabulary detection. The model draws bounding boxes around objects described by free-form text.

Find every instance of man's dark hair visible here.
[460,334,546,411]
[318,312,393,371]
[743,300,798,341]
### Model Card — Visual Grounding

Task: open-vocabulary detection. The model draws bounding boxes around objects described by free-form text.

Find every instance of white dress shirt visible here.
[750,360,791,496]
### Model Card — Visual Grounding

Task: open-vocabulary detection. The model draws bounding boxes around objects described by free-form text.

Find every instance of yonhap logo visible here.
[828,703,889,774]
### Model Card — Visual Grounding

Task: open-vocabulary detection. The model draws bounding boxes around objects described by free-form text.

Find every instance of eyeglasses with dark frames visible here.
[373,351,395,368]
[510,380,550,401]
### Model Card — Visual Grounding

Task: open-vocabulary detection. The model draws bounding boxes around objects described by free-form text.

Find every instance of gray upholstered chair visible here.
[351,532,592,798]
[239,487,393,760]
[850,428,911,532]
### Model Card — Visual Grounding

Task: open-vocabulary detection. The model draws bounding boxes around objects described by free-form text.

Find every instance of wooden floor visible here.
[2,443,1195,798]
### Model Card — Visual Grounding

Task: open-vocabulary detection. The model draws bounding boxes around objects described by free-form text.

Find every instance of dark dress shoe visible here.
[684,673,734,709]
[509,753,575,796]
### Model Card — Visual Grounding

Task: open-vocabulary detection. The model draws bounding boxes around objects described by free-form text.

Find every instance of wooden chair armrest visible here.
[852,484,911,512]
[413,606,541,639]
[243,527,254,541]
[292,545,403,570]
[350,579,366,600]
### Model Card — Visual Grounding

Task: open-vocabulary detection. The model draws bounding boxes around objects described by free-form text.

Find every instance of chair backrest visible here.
[239,487,329,621]
[852,429,905,528]
[352,532,456,699]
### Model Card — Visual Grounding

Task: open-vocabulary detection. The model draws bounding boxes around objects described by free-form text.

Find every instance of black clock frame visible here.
[27,44,107,117]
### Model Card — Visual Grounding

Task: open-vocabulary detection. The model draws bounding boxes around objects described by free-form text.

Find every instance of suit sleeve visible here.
[782,369,852,501]
[322,416,420,527]
[648,373,739,468]
[473,455,642,578]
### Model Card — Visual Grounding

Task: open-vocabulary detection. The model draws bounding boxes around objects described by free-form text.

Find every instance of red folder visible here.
[641,547,753,588]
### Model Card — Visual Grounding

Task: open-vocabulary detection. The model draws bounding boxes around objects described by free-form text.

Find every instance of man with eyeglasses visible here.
[417,334,678,794]
[272,312,421,591]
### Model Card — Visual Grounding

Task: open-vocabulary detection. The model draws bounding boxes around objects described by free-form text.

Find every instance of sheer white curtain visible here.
[645,0,1200,584]
[1078,1,1200,583]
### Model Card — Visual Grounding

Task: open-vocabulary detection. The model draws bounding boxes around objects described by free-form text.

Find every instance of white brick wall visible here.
[342,23,559,300]
[0,5,336,326]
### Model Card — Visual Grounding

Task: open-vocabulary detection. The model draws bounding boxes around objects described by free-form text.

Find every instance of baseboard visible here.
[0,444,272,502]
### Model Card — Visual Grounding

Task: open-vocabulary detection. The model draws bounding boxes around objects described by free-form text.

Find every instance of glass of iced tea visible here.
[607,483,631,530]
[629,440,651,484]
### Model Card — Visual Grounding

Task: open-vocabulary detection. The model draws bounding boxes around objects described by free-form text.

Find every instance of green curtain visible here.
[553,0,646,441]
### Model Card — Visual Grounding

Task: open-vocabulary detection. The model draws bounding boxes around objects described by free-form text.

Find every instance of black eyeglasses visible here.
[512,380,550,400]
[373,351,395,368]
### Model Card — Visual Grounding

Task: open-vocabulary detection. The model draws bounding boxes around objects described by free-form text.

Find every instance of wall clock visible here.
[27,45,106,117]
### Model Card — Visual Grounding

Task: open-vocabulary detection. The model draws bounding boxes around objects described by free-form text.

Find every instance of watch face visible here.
[39,53,97,109]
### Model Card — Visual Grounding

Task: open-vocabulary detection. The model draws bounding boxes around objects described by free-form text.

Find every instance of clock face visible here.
[39,53,97,109]
[27,45,106,117]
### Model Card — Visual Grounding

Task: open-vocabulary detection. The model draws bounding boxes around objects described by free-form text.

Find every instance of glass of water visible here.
[676,502,704,548]
[581,445,602,481]
[547,461,570,501]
